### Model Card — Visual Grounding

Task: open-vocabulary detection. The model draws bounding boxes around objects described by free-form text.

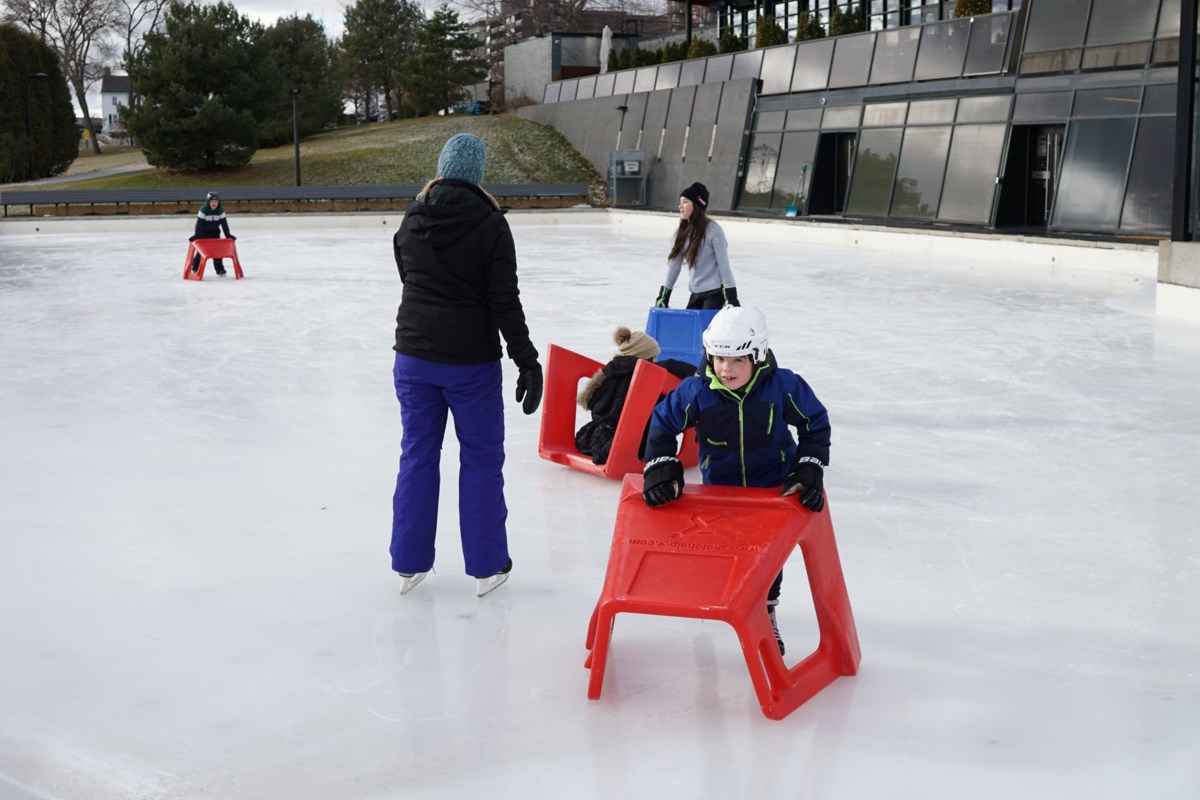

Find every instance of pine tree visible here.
[260,14,344,147]
[123,1,281,171]
[0,23,78,181]
[400,4,487,118]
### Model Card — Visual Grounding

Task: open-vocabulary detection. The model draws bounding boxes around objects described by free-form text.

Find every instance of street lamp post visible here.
[291,88,302,187]
[23,63,49,183]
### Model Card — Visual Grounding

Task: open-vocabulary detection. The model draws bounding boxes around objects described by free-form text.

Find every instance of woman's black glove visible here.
[227,235,237,240]
[516,361,543,415]
[654,286,672,308]
[781,457,824,512]
[643,456,683,507]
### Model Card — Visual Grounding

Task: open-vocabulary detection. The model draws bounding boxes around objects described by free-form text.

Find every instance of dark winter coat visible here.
[393,180,537,368]
[192,203,232,239]
[576,356,696,464]
[644,351,830,487]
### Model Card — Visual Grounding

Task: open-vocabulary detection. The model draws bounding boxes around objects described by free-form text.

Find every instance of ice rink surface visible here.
[1,211,1198,799]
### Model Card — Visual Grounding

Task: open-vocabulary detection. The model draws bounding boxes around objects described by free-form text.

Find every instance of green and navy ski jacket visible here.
[643,351,830,488]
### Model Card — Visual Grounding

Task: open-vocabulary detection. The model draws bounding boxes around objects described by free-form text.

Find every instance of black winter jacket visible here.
[393,180,537,368]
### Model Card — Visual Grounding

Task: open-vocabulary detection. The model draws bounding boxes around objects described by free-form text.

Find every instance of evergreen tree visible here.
[400,5,486,118]
[829,4,866,36]
[954,0,992,17]
[686,38,718,59]
[755,15,788,48]
[719,30,746,53]
[0,23,78,181]
[340,0,422,120]
[795,13,825,42]
[260,14,344,146]
[123,1,281,170]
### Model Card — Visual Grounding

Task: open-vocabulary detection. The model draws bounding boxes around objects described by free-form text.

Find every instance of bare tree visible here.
[6,0,122,154]
[116,0,168,116]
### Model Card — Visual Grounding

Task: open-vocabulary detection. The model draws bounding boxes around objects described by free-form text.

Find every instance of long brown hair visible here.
[668,202,708,269]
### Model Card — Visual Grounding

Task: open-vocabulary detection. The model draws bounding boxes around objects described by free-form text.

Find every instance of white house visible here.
[99,69,130,135]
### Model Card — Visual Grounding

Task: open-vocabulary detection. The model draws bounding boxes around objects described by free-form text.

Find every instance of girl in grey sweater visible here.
[654,182,740,310]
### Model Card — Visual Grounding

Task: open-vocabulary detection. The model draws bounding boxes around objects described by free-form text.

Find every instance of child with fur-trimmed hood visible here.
[574,327,694,465]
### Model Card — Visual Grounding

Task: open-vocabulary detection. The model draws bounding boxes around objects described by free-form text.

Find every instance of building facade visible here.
[523,0,1191,239]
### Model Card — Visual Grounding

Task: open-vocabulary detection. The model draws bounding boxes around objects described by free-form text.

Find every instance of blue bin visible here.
[645,308,719,368]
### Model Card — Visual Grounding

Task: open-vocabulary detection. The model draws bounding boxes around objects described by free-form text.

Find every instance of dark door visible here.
[809,132,856,215]
[997,125,1065,228]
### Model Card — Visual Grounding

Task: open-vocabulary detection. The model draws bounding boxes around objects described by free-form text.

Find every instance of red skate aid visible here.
[183,238,245,281]
[584,475,861,721]
[537,343,698,479]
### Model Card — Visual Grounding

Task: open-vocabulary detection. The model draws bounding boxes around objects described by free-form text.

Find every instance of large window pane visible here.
[705,54,734,83]
[908,98,957,125]
[559,80,578,102]
[870,27,919,84]
[786,108,824,129]
[792,39,835,91]
[847,128,902,216]
[1120,117,1174,232]
[822,105,862,128]
[914,18,971,81]
[679,60,705,86]
[756,111,787,130]
[891,126,952,219]
[1052,118,1137,231]
[1072,86,1141,117]
[1013,91,1073,121]
[938,124,1007,223]
[1023,0,1090,52]
[771,131,821,210]
[732,49,764,81]
[594,73,616,98]
[741,132,783,210]
[1141,83,1177,114]
[1087,0,1159,46]
[963,13,1012,74]
[761,45,798,94]
[634,67,657,93]
[956,95,1012,123]
[656,62,681,91]
[829,33,876,88]
[576,76,596,100]
[1158,0,1181,37]
[863,102,908,127]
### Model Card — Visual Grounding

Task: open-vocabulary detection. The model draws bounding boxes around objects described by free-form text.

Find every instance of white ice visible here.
[1,211,1198,800]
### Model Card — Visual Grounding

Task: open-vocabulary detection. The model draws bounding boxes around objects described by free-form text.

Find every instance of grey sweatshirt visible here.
[662,220,736,295]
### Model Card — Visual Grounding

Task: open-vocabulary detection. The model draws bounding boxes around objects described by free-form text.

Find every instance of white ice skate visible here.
[475,558,512,598]
[398,571,428,595]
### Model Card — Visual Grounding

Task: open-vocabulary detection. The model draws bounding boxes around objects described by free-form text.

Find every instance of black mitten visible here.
[654,286,672,308]
[643,456,684,507]
[227,235,237,240]
[188,236,196,241]
[781,456,824,512]
[515,361,543,415]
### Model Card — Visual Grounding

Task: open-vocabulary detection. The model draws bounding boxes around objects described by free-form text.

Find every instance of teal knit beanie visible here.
[437,133,485,184]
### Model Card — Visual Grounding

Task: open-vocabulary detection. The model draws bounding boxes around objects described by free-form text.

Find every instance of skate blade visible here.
[475,572,509,598]
[398,572,428,595]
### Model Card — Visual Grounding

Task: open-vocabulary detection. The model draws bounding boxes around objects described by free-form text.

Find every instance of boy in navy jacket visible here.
[641,306,830,655]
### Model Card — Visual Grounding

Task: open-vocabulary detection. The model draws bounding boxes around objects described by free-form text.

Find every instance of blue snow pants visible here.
[390,352,509,578]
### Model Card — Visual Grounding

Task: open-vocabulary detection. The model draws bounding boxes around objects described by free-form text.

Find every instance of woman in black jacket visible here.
[389,133,542,599]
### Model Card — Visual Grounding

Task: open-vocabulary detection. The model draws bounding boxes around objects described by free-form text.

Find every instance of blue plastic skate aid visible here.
[645,308,720,369]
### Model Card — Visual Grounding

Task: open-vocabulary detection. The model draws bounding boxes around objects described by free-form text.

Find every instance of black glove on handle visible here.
[516,361,543,415]
[654,286,672,308]
[781,456,824,512]
[643,456,684,507]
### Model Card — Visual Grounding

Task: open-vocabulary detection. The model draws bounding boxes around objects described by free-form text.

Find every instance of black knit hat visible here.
[680,182,709,208]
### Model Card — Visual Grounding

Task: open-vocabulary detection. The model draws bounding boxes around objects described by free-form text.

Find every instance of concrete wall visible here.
[516,78,758,212]
[505,37,554,103]
[1157,240,1200,320]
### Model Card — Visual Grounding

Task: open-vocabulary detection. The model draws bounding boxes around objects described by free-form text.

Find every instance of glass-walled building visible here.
[536,0,1188,238]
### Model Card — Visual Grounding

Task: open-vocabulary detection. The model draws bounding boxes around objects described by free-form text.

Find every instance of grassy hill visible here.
[50,115,607,203]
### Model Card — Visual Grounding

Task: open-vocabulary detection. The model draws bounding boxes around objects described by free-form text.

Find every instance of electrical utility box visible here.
[608,150,646,207]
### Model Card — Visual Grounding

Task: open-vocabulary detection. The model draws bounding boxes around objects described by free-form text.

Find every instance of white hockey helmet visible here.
[702,306,769,363]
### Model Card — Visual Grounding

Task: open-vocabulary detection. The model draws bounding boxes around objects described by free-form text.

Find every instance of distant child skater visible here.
[189,192,235,276]
[654,182,739,310]
[640,306,829,655]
